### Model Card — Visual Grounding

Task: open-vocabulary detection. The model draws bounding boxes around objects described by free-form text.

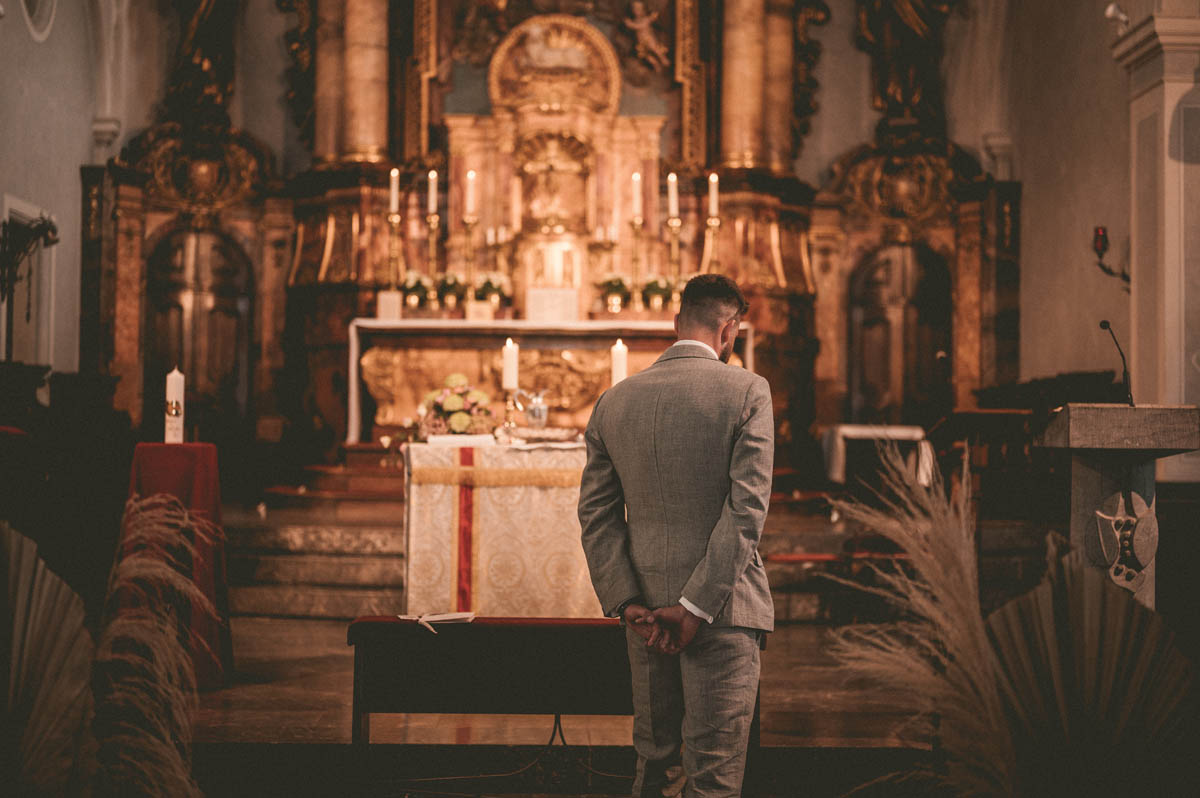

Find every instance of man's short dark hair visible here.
[678,274,749,330]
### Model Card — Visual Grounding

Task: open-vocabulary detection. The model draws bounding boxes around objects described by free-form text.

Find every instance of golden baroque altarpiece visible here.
[80,0,1018,475]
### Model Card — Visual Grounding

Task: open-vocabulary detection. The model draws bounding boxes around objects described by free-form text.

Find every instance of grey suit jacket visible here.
[578,343,775,632]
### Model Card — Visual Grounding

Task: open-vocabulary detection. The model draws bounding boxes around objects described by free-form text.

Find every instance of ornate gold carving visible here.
[515,133,591,232]
[276,0,315,148]
[826,144,978,236]
[121,124,270,213]
[674,0,706,170]
[794,2,831,158]
[488,14,622,113]
[413,0,439,157]
[486,349,609,413]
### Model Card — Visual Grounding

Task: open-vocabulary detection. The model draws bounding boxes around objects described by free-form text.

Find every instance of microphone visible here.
[1099,320,1134,407]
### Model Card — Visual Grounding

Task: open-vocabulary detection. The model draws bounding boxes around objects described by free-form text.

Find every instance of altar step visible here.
[225,457,408,620]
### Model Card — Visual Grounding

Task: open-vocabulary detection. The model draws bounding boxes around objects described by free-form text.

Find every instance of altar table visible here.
[127,442,233,689]
[346,318,755,444]
[820,424,935,488]
[404,442,602,618]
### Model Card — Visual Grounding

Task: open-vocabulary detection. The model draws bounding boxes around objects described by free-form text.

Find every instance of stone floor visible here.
[192,617,933,797]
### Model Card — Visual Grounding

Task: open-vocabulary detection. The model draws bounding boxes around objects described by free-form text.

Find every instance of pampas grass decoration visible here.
[91,494,219,798]
[1,522,94,796]
[828,447,1017,796]
[830,446,1197,798]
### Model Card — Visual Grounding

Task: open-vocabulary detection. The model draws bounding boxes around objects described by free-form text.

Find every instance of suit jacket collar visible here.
[655,341,719,364]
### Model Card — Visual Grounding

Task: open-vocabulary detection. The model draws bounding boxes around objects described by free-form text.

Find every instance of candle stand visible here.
[629,215,645,312]
[699,215,721,274]
[426,212,441,274]
[666,214,682,310]
[387,211,407,288]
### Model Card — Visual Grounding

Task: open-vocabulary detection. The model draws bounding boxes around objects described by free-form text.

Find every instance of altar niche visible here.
[848,243,953,428]
[143,227,255,444]
[443,14,665,322]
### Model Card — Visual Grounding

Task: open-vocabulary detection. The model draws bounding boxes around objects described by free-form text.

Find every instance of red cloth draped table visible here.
[403,442,603,617]
[127,442,233,689]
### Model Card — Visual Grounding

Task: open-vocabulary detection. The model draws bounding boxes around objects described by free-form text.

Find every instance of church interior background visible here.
[2,1,1199,795]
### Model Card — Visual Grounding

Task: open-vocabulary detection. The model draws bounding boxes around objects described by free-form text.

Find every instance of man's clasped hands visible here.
[623,602,702,655]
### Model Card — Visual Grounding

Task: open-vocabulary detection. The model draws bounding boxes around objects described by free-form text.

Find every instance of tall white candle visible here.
[502,338,519,390]
[611,339,628,384]
[427,170,438,215]
[486,227,496,246]
[667,172,679,218]
[465,169,477,216]
[631,172,642,218]
[389,167,400,214]
[708,172,719,218]
[165,367,185,443]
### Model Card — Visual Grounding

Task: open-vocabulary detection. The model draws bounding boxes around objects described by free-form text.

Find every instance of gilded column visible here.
[720,0,767,169]
[314,0,344,162]
[764,0,796,174]
[342,0,389,161]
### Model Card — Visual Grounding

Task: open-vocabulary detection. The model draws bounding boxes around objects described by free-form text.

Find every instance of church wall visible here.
[1005,0,1132,381]
[0,2,95,374]
[118,3,173,153]
[792,0,877,187]
[233,0,308,176]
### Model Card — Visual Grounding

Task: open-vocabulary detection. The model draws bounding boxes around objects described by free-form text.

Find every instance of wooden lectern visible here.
[1036,404,1200,607]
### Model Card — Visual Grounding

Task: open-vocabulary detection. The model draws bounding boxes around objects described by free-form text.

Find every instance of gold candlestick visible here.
[462,214,478,290]
[699,215,721,274]
[666,215,682,310]
[503,390,518,430]
[629,215,645,311]
[387,211,407,289]
[426,212,441,274]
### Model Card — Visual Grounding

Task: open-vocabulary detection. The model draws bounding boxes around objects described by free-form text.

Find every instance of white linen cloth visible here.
[820,424,935,486]
[404,442,602,618]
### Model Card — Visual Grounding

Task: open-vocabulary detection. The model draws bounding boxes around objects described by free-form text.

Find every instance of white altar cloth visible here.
[404,442,603,618]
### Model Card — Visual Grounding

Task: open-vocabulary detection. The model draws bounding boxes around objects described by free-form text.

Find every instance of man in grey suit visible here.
[579,274,775,797]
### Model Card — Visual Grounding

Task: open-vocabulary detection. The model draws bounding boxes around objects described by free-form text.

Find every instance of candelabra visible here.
[699,214,721,274]
[666,214,682,310]
[629,215,645,311]
[386,211,407,289]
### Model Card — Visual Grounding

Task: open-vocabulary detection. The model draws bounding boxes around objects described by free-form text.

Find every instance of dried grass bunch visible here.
[3,494,218,797]
[831,446,1196,797]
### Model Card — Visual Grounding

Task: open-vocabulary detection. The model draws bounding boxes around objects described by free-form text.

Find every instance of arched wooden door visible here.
[848,243,953,427]
[143,228,254,443]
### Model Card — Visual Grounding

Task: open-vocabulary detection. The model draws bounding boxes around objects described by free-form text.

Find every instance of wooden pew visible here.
[346,616,634,745]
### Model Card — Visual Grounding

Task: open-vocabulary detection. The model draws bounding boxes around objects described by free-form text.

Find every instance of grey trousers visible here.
[625,624,761,798]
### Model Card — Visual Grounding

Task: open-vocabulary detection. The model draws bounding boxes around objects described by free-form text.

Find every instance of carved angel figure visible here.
[623,1,670,72]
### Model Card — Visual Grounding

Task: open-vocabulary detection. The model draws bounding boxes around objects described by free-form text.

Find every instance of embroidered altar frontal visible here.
[405,443,602,618]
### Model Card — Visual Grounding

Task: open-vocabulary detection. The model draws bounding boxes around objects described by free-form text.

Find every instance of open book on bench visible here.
[394,612,475,632]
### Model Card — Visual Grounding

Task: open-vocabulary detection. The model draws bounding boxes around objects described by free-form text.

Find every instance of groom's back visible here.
[590,348,765,602]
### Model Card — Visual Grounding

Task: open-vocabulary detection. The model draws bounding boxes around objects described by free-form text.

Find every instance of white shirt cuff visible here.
[679,596,714,623]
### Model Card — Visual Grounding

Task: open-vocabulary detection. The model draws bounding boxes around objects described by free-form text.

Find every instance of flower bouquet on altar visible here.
[640,275,673,312]
[473,271,513,309]
[401,272,434,308]
[595,272,630,313]
[418,373,496,442]
[436,272,469,310]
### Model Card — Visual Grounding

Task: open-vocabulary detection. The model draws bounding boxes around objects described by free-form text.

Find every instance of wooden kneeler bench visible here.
[346,616,635,746]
